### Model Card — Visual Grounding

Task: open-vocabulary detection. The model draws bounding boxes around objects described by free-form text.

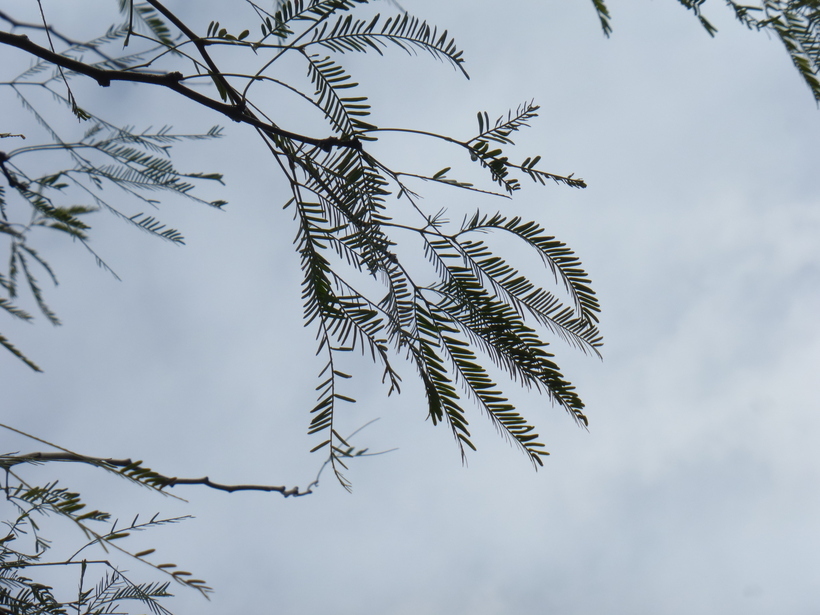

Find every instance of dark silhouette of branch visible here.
[3,451,312,497]
[1,417,393,498]
[2,416,395,497]
[0,30,362,153]
[141,0,243,106]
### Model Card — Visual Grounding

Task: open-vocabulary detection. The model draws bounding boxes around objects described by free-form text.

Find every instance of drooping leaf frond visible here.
[0,332,42,372]
[15,247,60,326]
[308,12,469,78]
[590,0,613,37]
[304,53,370,135]
[0,297,33,322]
[439,327,551,465]
[595,0,820,102]
[2,0,603,477]
[457,238,603,356]
[422,237,589,426]
[459,212,601,323]
[759,0,820,101]
[0,461,210,615]
[413,301,474,455]
[1,83,225,368]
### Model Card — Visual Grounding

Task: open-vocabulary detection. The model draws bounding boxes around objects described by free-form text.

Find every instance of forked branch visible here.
[0,30,362,152]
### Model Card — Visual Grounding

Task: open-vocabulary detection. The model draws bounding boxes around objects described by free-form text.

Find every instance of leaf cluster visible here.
[1,63,226,369]
[0,0,602,487]
[0,459,208,615]
[105,1,591,482]
[591,0,820,102]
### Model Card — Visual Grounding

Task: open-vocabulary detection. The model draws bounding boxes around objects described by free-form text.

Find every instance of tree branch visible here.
[0,30,362,153]
[141,0,243,107]
[3,451,312,497]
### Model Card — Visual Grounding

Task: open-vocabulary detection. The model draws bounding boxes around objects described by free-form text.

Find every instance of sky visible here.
[2,1,820,614]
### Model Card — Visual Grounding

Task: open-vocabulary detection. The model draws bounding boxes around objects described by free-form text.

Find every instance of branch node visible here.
[318,136,362,152]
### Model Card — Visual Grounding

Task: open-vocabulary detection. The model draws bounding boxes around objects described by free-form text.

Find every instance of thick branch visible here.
[0,30,361,153]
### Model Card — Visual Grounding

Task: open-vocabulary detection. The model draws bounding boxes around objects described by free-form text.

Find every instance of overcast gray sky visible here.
[2,1,820,614]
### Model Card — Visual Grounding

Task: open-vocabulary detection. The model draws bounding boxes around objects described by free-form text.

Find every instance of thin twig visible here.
[2,451,311,497]
[0,9,122,64]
